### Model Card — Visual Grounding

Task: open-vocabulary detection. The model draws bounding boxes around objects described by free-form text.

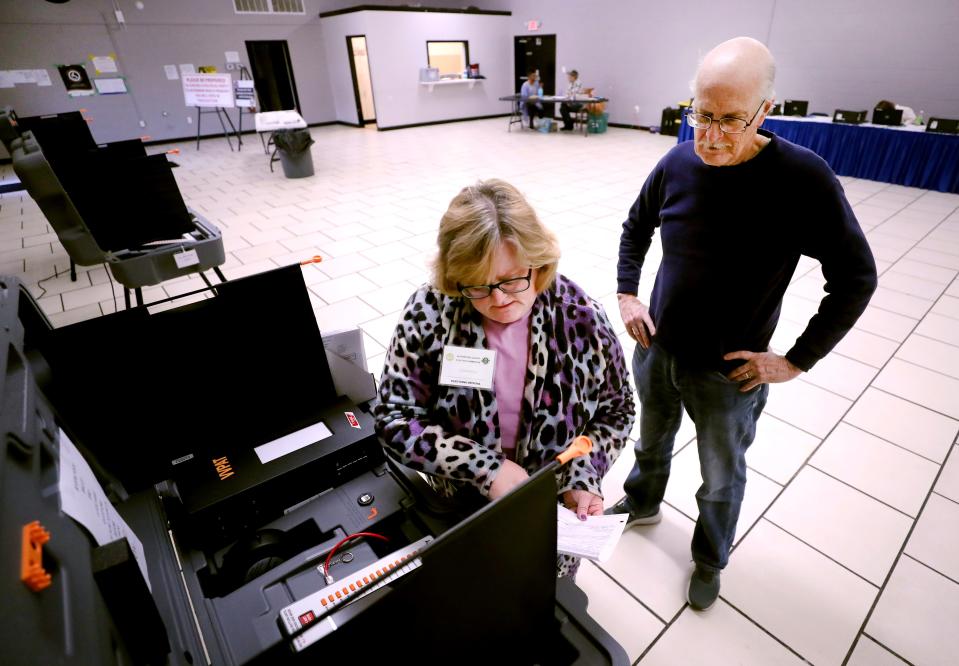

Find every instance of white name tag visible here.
[174,248,200,268]
[438,345,496,390]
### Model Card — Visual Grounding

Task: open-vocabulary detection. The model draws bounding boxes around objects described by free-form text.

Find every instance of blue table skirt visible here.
[677,117,959,194]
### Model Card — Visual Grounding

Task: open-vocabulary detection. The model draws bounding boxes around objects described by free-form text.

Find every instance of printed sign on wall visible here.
[57,64,94,96]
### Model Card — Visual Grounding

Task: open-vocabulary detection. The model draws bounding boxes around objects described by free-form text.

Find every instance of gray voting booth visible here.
[1,107,226,306]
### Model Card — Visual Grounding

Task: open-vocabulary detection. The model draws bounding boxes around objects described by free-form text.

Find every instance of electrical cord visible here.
[35,268,60,300]
[322,532,388,584]
[103,263,118,313]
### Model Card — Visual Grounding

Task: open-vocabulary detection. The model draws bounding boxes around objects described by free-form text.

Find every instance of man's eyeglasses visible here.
[685,98,766,134]
[458,268,533,299]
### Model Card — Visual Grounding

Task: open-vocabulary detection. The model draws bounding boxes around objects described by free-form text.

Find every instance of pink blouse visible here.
[483,311,532,461]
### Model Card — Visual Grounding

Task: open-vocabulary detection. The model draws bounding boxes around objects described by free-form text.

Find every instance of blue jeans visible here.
[623,342,768,571]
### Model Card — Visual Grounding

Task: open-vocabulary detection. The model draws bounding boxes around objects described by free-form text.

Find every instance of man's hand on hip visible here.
[723,350,802,392]
[618,293,657,349]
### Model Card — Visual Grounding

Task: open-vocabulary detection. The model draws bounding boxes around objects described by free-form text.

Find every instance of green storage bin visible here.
[587,112,608,134]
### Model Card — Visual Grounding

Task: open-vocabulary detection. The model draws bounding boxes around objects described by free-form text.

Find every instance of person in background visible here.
[876,99,917,125]
[375,179,634,577]
[560,69,585,132]
[520,70,545,130]
[608,36,877,611]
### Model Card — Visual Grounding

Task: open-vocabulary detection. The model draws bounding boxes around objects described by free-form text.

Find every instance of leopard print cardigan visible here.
[374,274,634,507]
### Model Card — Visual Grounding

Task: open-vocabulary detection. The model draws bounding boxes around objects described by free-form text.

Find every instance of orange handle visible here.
[300,255,323,266]
[166,148,180,155]
[21,521,52,592]
[556,436,592,465]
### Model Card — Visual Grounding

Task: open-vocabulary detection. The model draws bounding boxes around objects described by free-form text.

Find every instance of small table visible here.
[498,94,609,136]
[254,110,308,171]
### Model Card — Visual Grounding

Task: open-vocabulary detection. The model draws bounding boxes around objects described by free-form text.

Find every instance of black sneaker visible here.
[604,497,663,528]
[687,565,720,611]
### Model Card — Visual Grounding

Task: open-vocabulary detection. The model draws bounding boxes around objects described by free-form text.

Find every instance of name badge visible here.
[438,345,496,390]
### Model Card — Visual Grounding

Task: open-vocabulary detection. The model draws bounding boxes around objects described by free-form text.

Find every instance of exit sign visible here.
[526,20,541,31]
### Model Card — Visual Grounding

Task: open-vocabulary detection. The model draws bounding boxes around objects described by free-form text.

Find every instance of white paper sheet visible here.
[94,77,127,94]
[254,421,333,464]
[225,51,240,64]
[0,71,13,88]
[58,430,151,590]
[92,56,118,74]
[556,506,628,562]
[164,64,179,80]
[36,69,52,86]
[178,63,195,75]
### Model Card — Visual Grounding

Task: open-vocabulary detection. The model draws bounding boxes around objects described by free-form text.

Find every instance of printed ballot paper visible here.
[557,506,628,563]
[58,430,151,590]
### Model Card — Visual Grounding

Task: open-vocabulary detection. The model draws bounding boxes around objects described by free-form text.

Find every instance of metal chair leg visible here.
[135,288,143,307]
[213,266,227,283]
[70,259,77,282]
[124,289,131,309]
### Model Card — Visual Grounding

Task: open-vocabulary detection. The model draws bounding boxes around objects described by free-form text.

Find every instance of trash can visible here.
[272,128,315,178]
[587,112,608,134]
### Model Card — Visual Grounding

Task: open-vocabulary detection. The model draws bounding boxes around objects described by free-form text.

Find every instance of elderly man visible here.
[607,37,877,611]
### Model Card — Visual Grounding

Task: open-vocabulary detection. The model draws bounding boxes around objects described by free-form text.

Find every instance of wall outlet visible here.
[186,116,193,124]
[138,120,146,128]
[226,63,236,71]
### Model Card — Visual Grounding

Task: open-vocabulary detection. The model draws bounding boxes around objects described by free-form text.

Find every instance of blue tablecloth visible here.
[677,116,959,193]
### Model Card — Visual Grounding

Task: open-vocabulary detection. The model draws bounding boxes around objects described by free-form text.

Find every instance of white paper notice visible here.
[225,51,240,64]
[58,430,151,590]
[556,506,628,563]
[164,64,179,80]
[92,56,118,74]
[94,78,127,94]
[438,345,496,390]
[179,63,196,76]
[13,70,36,84]
[173,248,199,268]
[36,69,52,86]
[254,421,333,464]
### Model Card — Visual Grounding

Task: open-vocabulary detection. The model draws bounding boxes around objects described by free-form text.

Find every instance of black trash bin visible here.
[272,128,315,178]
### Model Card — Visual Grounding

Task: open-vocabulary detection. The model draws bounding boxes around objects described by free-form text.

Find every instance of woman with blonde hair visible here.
[374,179,634,576]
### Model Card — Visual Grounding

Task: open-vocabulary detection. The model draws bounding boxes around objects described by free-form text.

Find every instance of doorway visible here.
[245,40,302,113]
[514,34,557,95]
[347,35,376,125]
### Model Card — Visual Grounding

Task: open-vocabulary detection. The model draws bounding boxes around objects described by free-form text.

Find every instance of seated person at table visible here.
[560,69,585,132]
[520,70,545,130]
[876,99,917,125]
[374,179,634,577]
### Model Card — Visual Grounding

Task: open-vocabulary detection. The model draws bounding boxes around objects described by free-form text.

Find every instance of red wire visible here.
[323,532,389,579]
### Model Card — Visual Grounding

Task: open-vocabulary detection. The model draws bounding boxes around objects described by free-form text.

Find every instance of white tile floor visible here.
[3,119,959,665]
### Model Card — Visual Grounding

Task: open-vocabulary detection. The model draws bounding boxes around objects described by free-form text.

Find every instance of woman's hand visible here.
[562,490,604,520]
[489,459,530,500]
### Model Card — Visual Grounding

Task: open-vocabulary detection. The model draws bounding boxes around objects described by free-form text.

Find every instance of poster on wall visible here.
[0,69,52,88]
[234,79,255,108]
[181,73,235,108]
[57,64,95,96]
[91,55,118,74]
[94,78,127,95]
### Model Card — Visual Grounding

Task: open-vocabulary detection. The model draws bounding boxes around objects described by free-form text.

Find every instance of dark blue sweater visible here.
[617,130,877,372]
